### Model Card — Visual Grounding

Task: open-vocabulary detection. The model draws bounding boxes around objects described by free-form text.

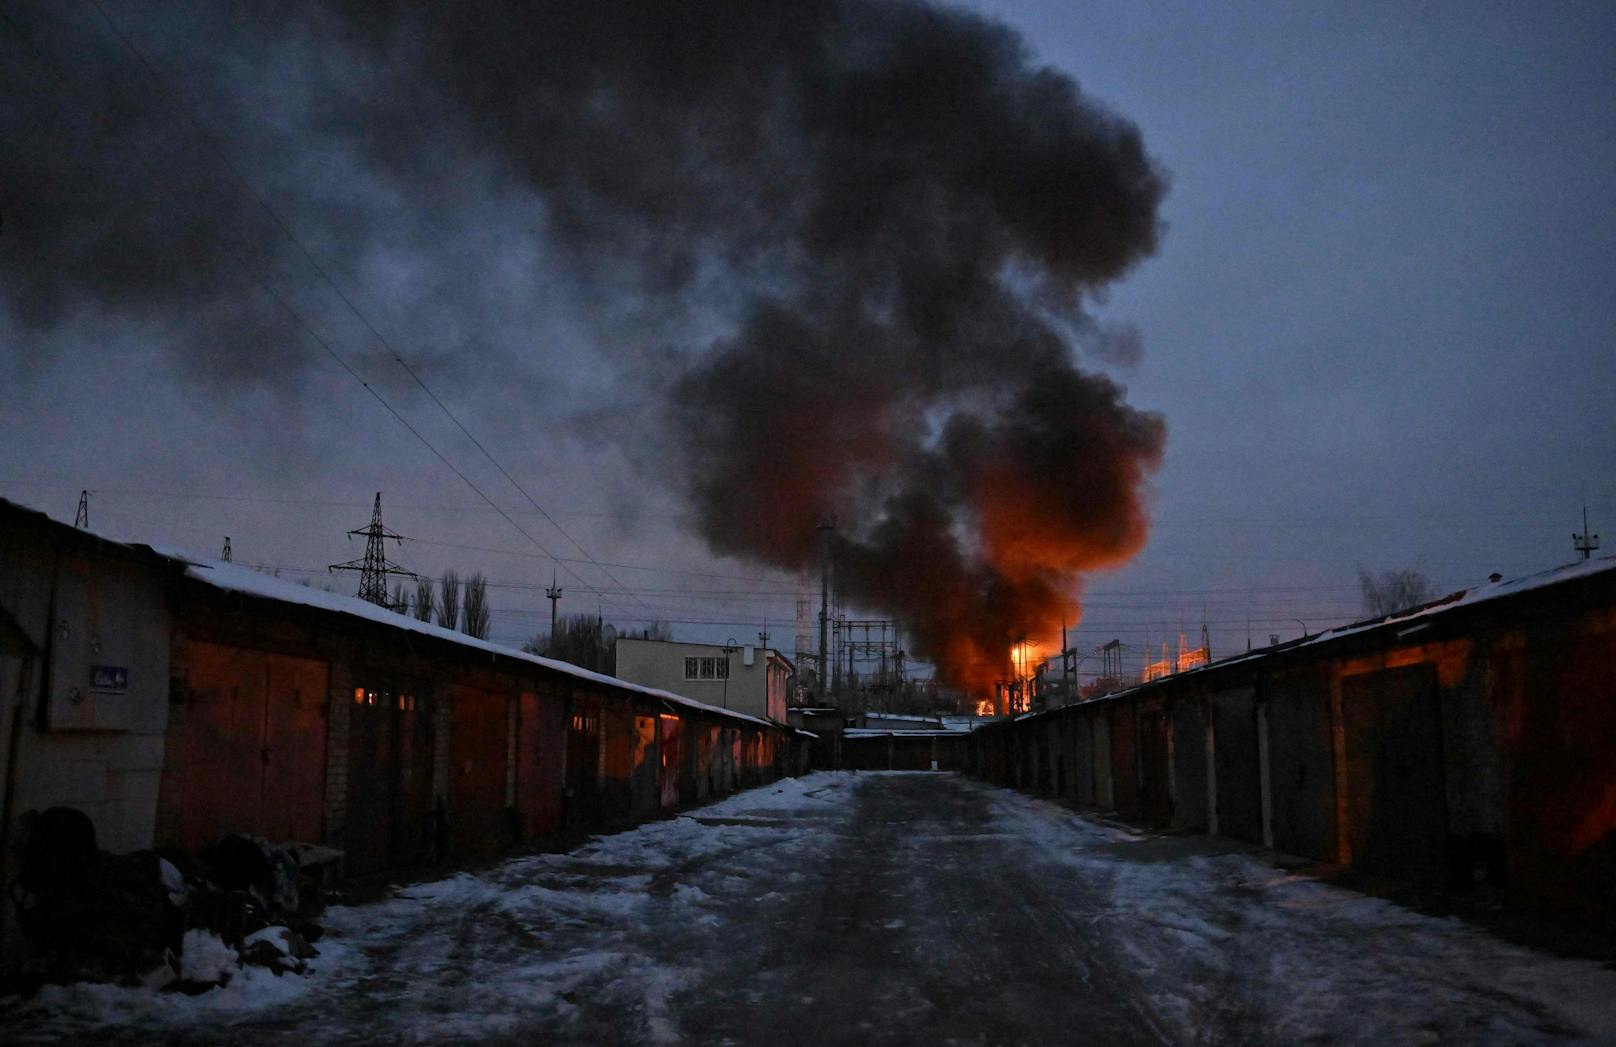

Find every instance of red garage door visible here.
[516,689,566,840]
[659,714,684,809]
[449,685,510,858]
[160,641,327,851]
[345,680,434,874]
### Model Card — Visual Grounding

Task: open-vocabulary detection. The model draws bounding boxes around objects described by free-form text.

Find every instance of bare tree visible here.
[539,614,617,674]
[390,580,411,616]
[1359,567,1434,617]
[461,572,492,640]
[437,569,461,630]
[413,576,436,623]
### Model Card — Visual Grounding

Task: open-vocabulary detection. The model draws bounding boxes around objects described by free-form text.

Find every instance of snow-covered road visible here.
[10,772,1616,1045]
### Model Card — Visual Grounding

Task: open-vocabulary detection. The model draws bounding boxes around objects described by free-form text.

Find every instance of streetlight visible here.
[1294,619,1309,639]
[721,637,738,709]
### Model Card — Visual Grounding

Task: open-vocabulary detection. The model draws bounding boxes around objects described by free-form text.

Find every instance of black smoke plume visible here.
[0,1,1167,692]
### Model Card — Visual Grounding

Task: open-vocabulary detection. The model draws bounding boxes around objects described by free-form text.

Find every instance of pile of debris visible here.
[8,806,343,992]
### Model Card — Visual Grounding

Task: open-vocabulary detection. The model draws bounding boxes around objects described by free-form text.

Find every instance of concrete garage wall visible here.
[0,540,172,858]
[0,514,174,973]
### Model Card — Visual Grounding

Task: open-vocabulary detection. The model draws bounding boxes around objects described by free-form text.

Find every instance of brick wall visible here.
[324,660,352,850]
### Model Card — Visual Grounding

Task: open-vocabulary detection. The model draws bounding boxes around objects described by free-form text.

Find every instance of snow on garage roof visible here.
[1293,552,1616,651]
[1000,552,1616,725]
[144,545,779,731]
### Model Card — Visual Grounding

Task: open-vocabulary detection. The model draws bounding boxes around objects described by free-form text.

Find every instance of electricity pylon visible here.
[329,492,416,607]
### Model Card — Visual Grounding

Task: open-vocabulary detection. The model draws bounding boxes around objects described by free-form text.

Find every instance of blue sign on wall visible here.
[90,665,128,692]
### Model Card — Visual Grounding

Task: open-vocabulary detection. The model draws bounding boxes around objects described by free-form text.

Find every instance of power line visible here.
[0,5,635,620]
[0,477,691,521]
[84,0,661,621]
[0,478,795,584]
[238,560,1364,632]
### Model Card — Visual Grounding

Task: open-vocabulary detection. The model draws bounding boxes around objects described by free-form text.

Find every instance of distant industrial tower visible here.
[329,492,416,607]
[794,571,814,675]
[74,490,90,529]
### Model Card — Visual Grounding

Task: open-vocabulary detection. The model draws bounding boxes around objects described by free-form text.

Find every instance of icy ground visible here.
[7,772,1616,1045]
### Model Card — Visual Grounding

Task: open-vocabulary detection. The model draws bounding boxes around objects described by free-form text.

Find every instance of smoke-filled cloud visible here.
[0,0,1167,693]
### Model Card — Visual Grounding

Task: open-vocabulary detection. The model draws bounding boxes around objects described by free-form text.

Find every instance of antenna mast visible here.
[545,570,563,653]
[1574,505,1600,560]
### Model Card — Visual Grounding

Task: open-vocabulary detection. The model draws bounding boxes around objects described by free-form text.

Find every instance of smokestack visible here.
[817,518,833,702]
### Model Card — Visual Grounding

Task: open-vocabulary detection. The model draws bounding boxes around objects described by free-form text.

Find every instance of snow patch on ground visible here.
[177,930,235,983]
[985,785,1616,1044]
[12,771,1613,1045]
[5,772,862,1044]
[24,932,341,1031]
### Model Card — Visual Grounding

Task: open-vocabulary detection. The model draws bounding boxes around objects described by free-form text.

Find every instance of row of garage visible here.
[157,566,810,876]
[967,556,1616,931]
[0,496,812,976]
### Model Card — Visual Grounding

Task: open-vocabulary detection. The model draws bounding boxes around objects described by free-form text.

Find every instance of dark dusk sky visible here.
[1,1,1612,678]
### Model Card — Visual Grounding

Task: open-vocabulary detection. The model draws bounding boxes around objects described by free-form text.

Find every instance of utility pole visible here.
[1574,505,1600,560]
[328,492,416,607]
[545,570,563,654]
[817,518,834,701]
[878,627,888,705]
[74,490,90,529]
[722,637,738,709]
[845,617,855,699]
[221,536,232,563]
[1061,619,1073,705]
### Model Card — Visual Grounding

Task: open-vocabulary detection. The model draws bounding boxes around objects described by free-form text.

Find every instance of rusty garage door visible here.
[515,688,566,841]
[1212,684,1263,844]
[449,685,511,858]
[1109,704,1141,819]
[632,714,658,818]
[160,640,327,852]
[1343,663,1447,884]
[566,693,602,828]
[1139,700,1173,828]
[659,714,684,809]
[601,699,635,822]
[345,679,434,874]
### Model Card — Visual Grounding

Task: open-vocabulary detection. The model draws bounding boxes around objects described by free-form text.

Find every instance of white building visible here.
[614,638,792,723]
